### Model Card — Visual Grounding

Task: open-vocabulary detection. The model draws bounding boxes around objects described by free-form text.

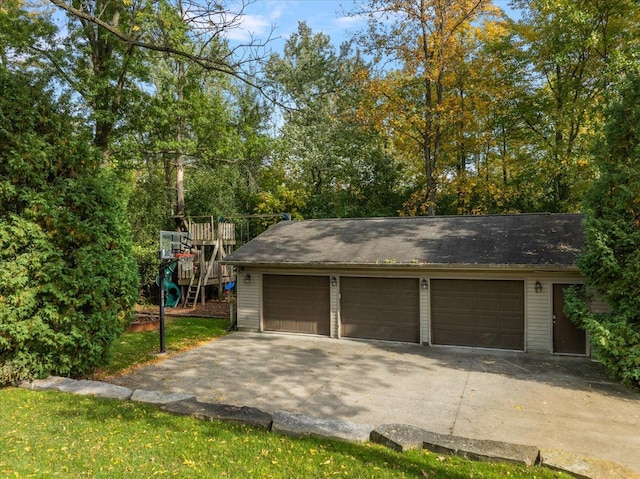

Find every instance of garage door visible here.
[341,277,420,343]
[263,275,330,335]
[431,279,524,350]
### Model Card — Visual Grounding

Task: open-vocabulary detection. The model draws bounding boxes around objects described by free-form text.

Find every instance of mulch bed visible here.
[128,313,160,332]
[136,300,231,319]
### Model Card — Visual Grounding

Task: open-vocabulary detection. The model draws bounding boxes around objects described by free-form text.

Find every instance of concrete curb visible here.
[19,377,640,479]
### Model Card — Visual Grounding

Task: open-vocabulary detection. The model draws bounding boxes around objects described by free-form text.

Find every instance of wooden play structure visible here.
[177,216,236,307]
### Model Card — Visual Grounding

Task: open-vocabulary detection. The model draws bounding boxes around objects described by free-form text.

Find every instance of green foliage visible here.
[565,68,640,388]
[58,0,150,153]
[0,68,139,385]
[265,22,404,219]
[131,243,161,302]
[578,70,640,318]
[184,168,242,218]
[0,0,58,70]
[564,289,640,387]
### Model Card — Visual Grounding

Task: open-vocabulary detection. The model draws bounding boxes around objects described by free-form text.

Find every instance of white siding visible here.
[525,275,586,354]
[525,278,551,353]
[420,278,430,344]
[589,291,611,314]
[236,270,261,331]
[330,275,339,337]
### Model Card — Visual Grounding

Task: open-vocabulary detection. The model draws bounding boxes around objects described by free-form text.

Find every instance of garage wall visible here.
[236,269,261,331]
[525,275,586,353]
[589,293,610,314]
[234,267,588,353]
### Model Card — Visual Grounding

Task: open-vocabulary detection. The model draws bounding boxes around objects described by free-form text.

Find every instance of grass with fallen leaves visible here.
[0,388,570,478]
[92,316,229,379]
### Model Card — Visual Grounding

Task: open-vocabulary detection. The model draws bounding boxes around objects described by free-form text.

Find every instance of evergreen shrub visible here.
[565,68,640,388]
[0,68,138,385]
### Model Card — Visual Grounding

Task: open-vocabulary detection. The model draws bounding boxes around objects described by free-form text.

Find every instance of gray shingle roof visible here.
[223,213,584,269]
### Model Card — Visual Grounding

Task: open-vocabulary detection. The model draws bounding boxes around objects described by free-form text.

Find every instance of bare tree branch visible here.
[47,0,284,106]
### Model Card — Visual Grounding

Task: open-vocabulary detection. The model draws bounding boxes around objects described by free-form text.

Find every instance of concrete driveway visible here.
[110,332,640,473]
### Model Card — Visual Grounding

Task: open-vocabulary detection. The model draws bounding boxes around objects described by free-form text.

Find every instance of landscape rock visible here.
[56,379,133,400]
[371,424,430,451]
[421,431,540,466]
[131,390,195,404]
[162,398,272,429]
[19,376,78,391]
[272,410,373,443]
[540,449,640,479]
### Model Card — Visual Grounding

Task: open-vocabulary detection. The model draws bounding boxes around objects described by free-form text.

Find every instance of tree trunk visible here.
[175,44,186,225]
[174,1,187,227]
[420,0,437,217]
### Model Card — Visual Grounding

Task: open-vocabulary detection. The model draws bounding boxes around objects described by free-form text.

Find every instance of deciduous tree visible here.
[265,22,403,218]
[352,0,500,215]
[509,0,638,211]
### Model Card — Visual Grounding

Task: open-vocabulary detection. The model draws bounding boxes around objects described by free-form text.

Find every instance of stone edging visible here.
[19,377,639,479]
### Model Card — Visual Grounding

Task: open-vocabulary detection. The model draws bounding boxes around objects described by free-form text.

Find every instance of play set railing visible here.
[186,217,235,242]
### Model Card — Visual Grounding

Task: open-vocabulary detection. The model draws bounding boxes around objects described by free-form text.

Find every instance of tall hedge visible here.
[0,68,139,384]
[565,68,640,388]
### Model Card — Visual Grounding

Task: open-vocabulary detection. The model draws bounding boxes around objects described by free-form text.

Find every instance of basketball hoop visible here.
[175,252,195,271]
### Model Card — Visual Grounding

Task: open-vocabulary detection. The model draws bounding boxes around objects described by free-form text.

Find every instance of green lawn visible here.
[93,316,229,378]
[0,317,570,478]
[0,388,569,479]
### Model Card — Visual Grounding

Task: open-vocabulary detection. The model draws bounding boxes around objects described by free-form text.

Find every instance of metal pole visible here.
[158,261,166,353]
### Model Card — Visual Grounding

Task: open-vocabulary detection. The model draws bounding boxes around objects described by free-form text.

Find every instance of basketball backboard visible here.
[159,231,192,260]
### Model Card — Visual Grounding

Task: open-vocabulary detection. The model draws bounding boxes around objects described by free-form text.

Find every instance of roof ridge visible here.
[295,212,583,222]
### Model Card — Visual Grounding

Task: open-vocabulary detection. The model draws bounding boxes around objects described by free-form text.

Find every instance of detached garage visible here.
[224,213,592,355]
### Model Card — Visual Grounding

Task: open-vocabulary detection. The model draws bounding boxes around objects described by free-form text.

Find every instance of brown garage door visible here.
[431,279,524,350]
[341,277,420,343]
[263,274,330,335]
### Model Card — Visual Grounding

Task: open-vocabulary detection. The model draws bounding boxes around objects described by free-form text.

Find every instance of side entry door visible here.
[553,284,586,355]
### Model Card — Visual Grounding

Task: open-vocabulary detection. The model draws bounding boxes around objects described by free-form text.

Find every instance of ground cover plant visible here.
[92,317,229,379]
[0,388,570,479]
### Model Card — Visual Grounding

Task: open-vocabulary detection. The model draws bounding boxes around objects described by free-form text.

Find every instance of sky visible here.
[226,0,520,52]
[226,0,364,46]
